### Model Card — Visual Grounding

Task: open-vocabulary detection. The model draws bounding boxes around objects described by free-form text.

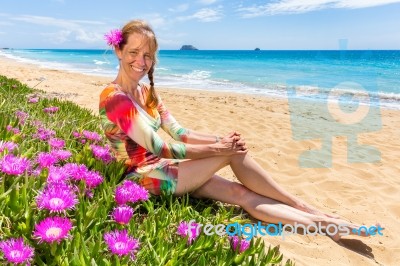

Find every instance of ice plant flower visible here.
[90,144,114,163]
[28,97,39,103]
[47,166,69,183]
[0,237,34,265]
[43,106,59,113]
[83,170,104,189]
[49,138,65,149]
[62,163,88,181]
[15,110,29,125]
[36,183,78,213]
[37,152,58,168]
[33,127,55,141]
[51,149,72,161]
[103,229,139,260]
[104,29,123,47]
[82,130,102,142]
[33,216,72,243]
[229,236,250,253]
[0,154,31,176]
[111,205,134,225]
[0,140,18,153]
[6,125,20,134]
[115,180,149,205]
[177,221,200,244]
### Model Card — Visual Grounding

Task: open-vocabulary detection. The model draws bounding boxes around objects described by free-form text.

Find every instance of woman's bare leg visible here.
[227,153,337,217]
[189,175,368,241]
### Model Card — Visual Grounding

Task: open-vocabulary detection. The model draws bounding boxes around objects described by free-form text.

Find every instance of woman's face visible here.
[116,32,154,83]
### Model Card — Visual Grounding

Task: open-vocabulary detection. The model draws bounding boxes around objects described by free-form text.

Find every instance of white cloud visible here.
[41,30,71,44]
[198,0,218,5]
[177,7,223,22]
[0,21,13,26]
[10,15,105,44]
[237,0,400,17]
[137,13,168,29]
[168,4,189,12]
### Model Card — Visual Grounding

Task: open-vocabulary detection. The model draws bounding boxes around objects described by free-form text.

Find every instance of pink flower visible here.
[104,29,123,47]
[43,106,59,114]
[111,205,134,225]
[33,127,55,141]
[229,236,250,253]
[33,216,72,243]
[177,221,200,244]
[15,110,29,125]
[51,149,72,161]
[36,183,78,213]
[82,130,101,142]
[0,237,34,264]
[37,152,58,168]
[62,163,88,181]
[0,141,18,153]
[115,180,149,205]
[90,144,114,163]
[103,229,139,260]
[83,170,104,189]
[49,138,65,149]
[47,166,69,183]
[0,154,31,176]
[28,97,39,103]
[6,125,20,134]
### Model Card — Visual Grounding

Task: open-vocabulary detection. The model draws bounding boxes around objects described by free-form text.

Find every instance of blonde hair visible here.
[119,20,159,108]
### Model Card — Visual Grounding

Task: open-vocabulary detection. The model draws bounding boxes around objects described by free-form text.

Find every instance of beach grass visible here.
[0,75,294,265]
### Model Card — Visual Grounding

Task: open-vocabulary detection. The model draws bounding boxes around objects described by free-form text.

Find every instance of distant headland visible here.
[180,45,198,50]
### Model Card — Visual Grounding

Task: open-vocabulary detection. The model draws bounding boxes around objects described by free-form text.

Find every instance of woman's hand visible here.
[216,131,248,155]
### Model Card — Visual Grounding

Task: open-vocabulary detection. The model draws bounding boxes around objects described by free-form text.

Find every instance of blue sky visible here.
[1,0,399,50]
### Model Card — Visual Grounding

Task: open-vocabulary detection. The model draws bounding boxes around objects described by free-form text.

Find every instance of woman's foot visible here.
[294,200,340,219]
[324,219,384,242]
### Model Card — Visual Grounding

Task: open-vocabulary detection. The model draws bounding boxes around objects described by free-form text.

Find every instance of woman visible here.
[99,20,372,241]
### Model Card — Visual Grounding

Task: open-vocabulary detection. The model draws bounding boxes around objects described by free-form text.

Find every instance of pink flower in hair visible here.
[104,29,123,46]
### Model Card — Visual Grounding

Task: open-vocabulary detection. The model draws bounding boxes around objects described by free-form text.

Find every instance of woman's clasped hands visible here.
[216,131,248,155]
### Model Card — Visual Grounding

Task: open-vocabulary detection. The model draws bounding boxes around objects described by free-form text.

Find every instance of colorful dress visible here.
[99,83,188,195]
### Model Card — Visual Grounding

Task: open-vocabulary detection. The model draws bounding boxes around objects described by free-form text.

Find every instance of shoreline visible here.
[1,56,399,265]
[1,51,400,111]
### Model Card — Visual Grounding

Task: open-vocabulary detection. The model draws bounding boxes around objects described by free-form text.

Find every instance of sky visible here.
[1,0,400,50]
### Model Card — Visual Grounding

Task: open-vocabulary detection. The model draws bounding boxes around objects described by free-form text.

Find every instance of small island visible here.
[180,45,198,50]
[254,48,261,51]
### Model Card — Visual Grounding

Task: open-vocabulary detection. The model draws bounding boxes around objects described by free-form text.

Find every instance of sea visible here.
[1,49,399,109]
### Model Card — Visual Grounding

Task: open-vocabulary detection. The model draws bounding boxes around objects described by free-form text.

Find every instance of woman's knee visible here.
[227,182,252,205]
[229,153,248,164]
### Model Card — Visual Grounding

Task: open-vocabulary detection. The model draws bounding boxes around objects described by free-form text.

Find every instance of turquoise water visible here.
[1,49,400,108]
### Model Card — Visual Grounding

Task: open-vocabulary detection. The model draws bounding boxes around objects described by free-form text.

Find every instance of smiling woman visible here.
[98,19,378,245]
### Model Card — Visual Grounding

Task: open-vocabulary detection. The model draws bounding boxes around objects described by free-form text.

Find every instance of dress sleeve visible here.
[104,91,186,159]
[157,97,189,143]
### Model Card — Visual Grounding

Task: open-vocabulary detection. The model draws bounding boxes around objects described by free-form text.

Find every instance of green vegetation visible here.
[0,75,293,265]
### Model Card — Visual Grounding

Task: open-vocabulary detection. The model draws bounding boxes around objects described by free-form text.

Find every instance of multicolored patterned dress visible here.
[99,83,188,195]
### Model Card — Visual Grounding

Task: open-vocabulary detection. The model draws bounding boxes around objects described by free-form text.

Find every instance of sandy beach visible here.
[1,56,399,266]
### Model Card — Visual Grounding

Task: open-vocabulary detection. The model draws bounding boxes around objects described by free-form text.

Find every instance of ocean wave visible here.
[93,59,109,65]
[1,50,399,109]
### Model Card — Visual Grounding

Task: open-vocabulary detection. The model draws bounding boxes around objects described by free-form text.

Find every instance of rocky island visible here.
[180,45,198,50]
